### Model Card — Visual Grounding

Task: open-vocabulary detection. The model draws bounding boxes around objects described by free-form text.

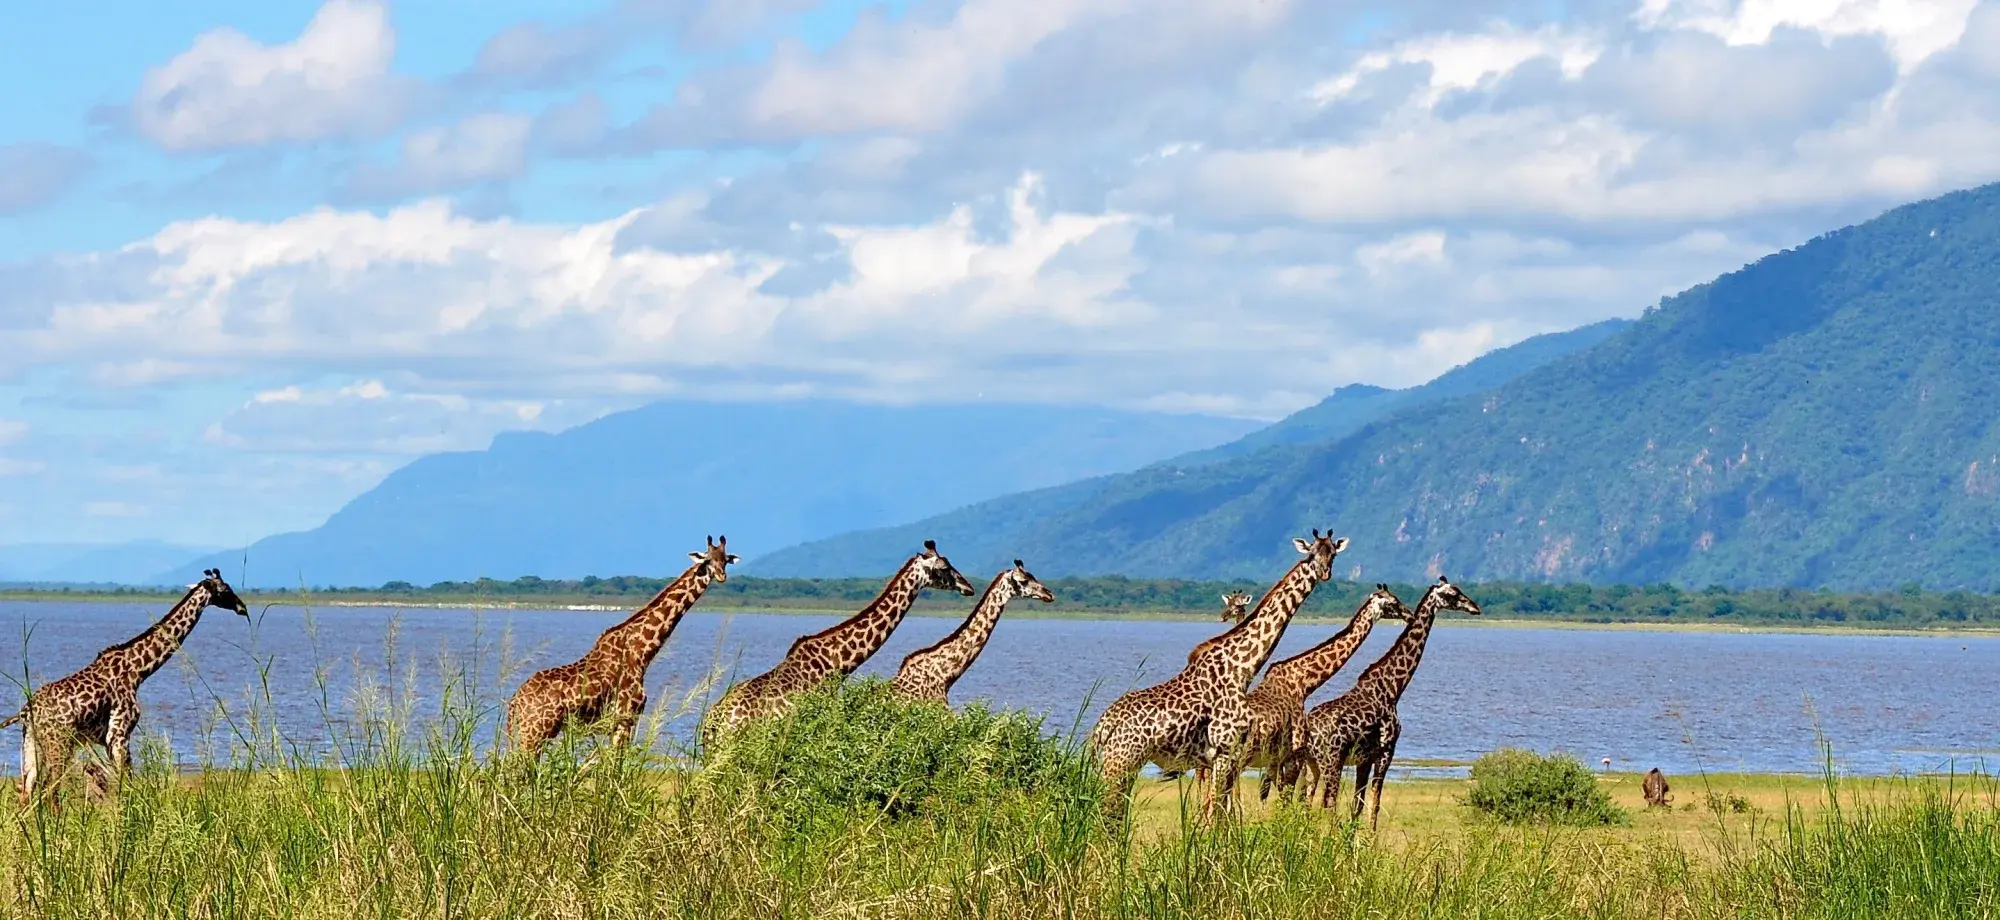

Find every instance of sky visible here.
[2,0,1999,548]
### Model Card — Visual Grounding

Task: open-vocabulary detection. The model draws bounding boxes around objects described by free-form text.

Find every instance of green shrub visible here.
[1462,749,1630,826]
[698,677,1101,829]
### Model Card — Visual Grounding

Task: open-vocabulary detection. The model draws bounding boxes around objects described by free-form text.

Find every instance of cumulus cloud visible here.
[129,0,411,150]
[0,144,92,214]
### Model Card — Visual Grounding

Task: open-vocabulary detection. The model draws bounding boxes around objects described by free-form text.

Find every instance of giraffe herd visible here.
[5,530,1476,828]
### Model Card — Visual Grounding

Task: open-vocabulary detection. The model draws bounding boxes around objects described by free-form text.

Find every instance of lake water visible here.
[1,600,1995,779]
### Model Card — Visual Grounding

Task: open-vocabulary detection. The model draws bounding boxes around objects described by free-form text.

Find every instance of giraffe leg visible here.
[1368,725,1401,830]
[105,703,137,784]
[1320,746,1348,810]
[1350,752,1375,822]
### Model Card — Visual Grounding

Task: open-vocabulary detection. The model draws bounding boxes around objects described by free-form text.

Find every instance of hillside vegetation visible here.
[761,184,2000,590]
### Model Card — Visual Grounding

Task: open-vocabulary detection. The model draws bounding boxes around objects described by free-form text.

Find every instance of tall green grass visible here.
[1,618,1995,919]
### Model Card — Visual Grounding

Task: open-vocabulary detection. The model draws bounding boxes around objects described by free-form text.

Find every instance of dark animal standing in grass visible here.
[1644,767,1673,808]
[1235,585,1409,802]
[1295,575,1482,828]
[890,559,1055,705]
[1089,532,1348,824]
[3,569,249,808]
[505,536,737,757]
[701,539,975,744]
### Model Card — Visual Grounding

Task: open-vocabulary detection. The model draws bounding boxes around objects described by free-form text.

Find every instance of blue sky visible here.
[4,0,1999,548]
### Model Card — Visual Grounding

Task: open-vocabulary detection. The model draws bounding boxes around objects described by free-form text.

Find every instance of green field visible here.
[2,679,1995,920]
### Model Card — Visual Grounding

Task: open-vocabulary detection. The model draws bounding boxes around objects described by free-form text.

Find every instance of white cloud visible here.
[0,458,43,477]
[207,379,581,454]
[84,501,147,518]
[1313,23,1600,107]
[130,0,408,150]
[0,420,25,446]
[1635,0,1980,70]
[342,112,533,200]
[0,144,92,214]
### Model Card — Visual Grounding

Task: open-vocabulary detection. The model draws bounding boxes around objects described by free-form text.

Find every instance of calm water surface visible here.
[1,600,1994,778]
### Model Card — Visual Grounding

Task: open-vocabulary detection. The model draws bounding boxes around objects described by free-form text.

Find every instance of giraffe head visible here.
[1424,575,1482,616]
[197,569,250,617]
[1002,559,1056,604]
[1218,591,1253,622]
[688,534,741,583]
[1363,583,1411,622]
[1289,529,1351,582]
[916,540,977,596]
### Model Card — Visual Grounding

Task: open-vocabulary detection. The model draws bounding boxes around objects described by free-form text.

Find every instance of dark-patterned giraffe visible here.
[1295,575,1482,827]
[700,539,975,744]
[1163,590,1260,786]
[4,569,249,808]
[1089,531,1348,823]
[505,535,738,757]
[890,559,1054,705]
[1234,585,1409,802]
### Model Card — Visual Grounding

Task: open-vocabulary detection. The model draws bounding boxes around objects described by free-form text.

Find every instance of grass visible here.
[0,612,1993,919]
[1,690,1995,918]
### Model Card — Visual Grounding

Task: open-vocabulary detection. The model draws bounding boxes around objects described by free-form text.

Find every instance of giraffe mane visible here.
[99,583,205,655]
[903,569,1009,659]
[784,553,924,657]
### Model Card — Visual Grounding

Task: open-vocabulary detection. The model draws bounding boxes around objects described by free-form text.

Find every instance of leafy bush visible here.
[699,677,1100,828]
[1462,749,1630,826]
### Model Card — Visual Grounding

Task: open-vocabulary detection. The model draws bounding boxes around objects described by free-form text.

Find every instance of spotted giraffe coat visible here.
[890,560,1054,705]
[701,540,975,744]
[6,571,248,807]
[1236,586,1408,800]
[505,536,737,756]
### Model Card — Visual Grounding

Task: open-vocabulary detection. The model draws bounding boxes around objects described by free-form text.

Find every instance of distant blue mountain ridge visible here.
[162,401,1265,588]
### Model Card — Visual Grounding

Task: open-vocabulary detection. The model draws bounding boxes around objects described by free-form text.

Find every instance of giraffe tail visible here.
[0,709,23,730]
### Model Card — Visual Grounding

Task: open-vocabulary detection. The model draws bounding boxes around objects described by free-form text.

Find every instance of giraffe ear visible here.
[1293,538,1312,554]
[1330,537,1349,553]
[689,551,706,563]
[726,554,740,564]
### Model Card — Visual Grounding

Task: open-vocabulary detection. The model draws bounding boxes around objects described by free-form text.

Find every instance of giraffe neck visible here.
[103,585,213,686]
[1354,588,1445,704]
[1259,598,1385,701]
[595,562,713,670]
[1202,559,1323,691]
[903,572,1018,688]
[792,557,927,679]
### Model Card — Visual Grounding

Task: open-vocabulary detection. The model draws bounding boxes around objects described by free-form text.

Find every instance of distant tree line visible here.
[259,574,2000,628]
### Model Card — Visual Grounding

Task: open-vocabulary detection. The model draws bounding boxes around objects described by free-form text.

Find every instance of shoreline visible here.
[7,592,2000,639]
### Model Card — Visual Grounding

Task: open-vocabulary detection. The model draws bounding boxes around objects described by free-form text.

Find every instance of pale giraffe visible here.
[890,559,1054,705]
[700,540,975,745]
[1295,575,1482,827]
[4,569,249,808]
[1088,531,1348,823]
[1234,585,1408,802]
[1162,590,1258,785]
[505,535,738,757]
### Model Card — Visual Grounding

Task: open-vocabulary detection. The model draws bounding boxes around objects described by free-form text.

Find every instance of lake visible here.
[1,600,1994,778]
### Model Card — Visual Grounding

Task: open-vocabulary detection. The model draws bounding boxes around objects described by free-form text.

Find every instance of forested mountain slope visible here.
[757,184,2000,590]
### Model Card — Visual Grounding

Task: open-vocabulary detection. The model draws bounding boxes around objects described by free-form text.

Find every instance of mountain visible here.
[163,401,1262,588]
[754,184,2000,591]
[1175,319,1631,464]
[0,541,222,586]
[752,319,1634,577]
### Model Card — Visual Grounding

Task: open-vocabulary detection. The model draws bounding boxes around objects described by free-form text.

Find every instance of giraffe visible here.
[889,559,1054,705]
[504,535,738,758]
[4,569,249,808]
[1162,590,1259,785]
[700,539,975,745]
[1295,575,1482,827]
[1235,585,1409,802]
[1088,531,1348,823]
[1185,591,1255,666]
